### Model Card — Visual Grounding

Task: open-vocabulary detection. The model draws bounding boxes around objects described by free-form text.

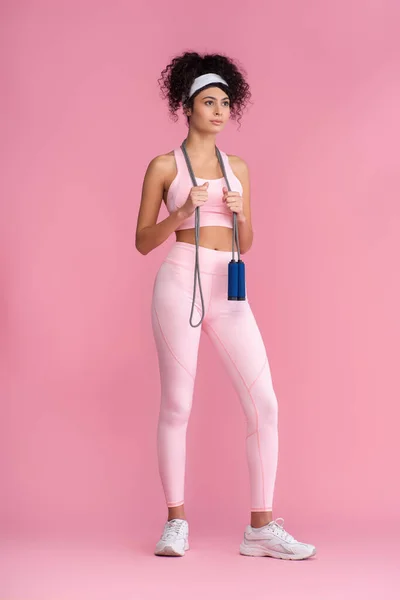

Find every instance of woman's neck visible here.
[183,131,218,159]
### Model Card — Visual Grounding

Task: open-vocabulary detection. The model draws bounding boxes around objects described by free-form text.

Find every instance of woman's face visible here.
[185,86,231,132]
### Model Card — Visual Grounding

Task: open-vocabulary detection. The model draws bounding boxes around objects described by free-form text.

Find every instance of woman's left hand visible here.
[222,187,246,223]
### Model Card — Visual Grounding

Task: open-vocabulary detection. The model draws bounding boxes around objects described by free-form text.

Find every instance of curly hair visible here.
[158,51,252,128]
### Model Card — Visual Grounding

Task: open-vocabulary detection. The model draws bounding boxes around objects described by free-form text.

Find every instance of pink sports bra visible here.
[165,146,244,231]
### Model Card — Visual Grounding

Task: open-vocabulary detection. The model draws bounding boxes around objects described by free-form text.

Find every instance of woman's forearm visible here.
[136,209,188,255]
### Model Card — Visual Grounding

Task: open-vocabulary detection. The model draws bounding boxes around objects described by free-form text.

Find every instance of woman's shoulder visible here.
[226,153,247,166]
[145,151,176,176]
[226,153,249,179]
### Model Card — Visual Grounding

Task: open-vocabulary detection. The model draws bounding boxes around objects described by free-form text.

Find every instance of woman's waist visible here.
[164,239,233,275]
[175,226,234,252]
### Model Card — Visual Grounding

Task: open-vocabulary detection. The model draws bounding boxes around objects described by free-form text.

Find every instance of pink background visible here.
[1,1,400,597]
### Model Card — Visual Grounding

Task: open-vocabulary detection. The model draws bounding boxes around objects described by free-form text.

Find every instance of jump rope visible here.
[180,138,246,328]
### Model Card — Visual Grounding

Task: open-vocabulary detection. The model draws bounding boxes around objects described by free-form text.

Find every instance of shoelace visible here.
[162,519,186,541]
[267,518,296,543]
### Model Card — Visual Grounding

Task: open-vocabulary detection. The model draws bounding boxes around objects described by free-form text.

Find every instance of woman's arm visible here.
[229,156,254,254]
[135,156,187,255]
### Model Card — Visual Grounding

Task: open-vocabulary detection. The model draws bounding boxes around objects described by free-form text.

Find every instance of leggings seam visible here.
[154,306,195,381]
[249,356,267,391]
[205,322,266,510]
[246,358,268,438]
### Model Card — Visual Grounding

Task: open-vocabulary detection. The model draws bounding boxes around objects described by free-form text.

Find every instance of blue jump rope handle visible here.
[228,259,246,301]
[237,260,246,301]
[228,260,238,300]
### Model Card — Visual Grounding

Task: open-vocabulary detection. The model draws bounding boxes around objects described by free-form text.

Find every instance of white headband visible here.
[186,73,229,101]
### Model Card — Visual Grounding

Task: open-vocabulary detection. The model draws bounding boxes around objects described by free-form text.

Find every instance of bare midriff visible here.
[176,226,233,251]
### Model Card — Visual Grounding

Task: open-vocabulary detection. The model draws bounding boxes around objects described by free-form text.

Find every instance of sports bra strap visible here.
[173,146,188,172]
[219,150,237,182]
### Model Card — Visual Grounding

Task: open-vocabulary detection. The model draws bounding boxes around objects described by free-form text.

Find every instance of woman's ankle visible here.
[168,504,186,521]
[250,511,273,528]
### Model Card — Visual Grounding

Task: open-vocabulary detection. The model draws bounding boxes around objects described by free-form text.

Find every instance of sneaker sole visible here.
[240,542,316,560]
[155,541,190,557]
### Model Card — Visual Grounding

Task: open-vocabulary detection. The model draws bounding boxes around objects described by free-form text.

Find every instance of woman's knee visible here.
[257,386,278,426]
[159,391,193,427]
[244,383,278,432]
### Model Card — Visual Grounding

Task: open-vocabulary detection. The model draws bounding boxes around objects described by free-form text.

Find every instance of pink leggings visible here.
[151,241,278,512]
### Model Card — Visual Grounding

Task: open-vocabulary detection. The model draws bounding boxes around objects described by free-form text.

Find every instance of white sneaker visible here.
[240,517,316,560]
[154,519,189,557]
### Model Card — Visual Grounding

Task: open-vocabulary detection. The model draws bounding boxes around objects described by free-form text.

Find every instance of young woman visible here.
[135,51,316,560]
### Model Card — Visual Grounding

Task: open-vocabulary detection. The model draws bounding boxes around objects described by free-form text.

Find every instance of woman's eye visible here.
[205,101,230,107]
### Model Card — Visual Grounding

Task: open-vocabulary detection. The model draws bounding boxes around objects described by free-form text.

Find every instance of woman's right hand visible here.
[179,182,209,218]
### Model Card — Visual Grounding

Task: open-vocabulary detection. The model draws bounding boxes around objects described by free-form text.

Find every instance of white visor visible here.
[186,73,229,101]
